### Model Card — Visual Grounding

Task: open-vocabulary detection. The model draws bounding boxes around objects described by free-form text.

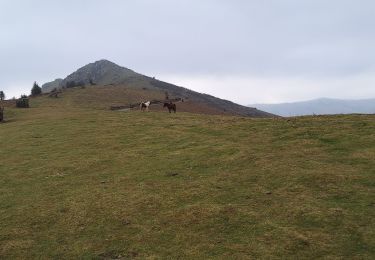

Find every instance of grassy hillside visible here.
[37,85,246,116]
[42,60,275,118]
[0,96,374,259]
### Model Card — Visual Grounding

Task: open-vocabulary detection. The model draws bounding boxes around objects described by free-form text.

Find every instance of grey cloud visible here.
[0,0,374,100]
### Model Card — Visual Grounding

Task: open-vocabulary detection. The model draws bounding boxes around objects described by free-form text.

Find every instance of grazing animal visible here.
[163,102,176,113]
[140,101,151,112]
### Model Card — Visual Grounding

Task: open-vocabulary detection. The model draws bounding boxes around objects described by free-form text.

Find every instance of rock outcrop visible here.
[42,78,63,93]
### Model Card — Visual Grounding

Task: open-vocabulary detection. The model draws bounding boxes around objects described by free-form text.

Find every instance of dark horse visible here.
[163,102,176,113]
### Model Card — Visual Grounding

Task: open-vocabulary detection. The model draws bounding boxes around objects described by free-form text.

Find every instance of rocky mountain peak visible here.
[42,60,142,92]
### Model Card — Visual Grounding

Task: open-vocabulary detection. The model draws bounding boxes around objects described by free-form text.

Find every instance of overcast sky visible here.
[1,0,374,104]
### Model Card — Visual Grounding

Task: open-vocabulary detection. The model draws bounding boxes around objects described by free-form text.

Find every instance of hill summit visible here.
[42,60,141,93]
[42,60,275,117]
[62,59,142,86]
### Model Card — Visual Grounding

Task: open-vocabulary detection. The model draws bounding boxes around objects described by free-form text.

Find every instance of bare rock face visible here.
[61,59,142,88]
[42,60,142,92]
[42,78,63,93]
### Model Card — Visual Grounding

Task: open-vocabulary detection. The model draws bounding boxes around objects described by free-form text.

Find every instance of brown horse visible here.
[163,102,176,113]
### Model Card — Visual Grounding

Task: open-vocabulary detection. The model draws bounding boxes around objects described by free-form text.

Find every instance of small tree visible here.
[31,82,42,96]
[0,91,5,101]
[16,95,29,108]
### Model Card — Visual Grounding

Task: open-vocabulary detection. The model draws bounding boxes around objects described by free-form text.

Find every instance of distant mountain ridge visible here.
[42,60,275,117]
[250,98,375,117]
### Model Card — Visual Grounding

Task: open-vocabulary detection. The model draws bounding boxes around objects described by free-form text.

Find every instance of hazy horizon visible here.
[1,0,375,105]
[250,96,375,105]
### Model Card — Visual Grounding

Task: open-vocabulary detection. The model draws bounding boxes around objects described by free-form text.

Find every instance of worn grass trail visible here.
[0,98,374,258]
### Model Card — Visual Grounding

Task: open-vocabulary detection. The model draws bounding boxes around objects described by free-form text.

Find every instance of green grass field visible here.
[1,95,374,259]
